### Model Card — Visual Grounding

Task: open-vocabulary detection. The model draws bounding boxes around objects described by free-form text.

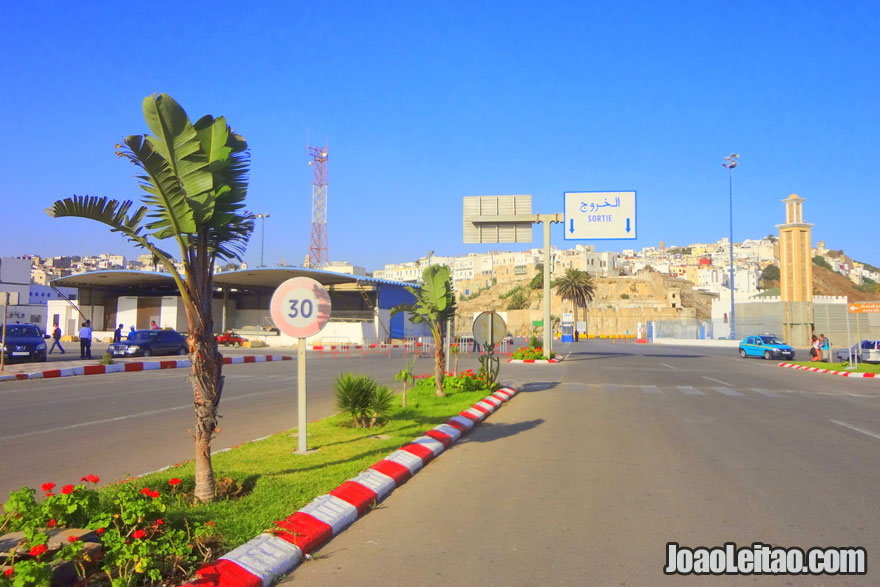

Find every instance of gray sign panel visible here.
[463,195,533,243]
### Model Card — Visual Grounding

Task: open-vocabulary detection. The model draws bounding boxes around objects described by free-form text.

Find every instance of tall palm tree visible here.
[47,93,254,502]
[555,268,596,340]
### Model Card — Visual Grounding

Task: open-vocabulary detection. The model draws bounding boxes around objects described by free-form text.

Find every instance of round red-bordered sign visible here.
[269,277,332,338]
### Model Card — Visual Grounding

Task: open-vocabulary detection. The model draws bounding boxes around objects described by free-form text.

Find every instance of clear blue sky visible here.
[3,1,878,271]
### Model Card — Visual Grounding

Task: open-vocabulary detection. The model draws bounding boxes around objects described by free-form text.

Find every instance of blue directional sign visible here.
[563,191,637,240]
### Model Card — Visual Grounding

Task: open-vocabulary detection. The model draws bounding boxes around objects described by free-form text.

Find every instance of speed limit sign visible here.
[270,277,331,338]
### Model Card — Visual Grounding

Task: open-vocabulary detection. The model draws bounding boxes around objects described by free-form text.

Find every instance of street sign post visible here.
[269,277,331,453]
[563,191,637,240]
[473,311,506,384]
[0,292,20,372]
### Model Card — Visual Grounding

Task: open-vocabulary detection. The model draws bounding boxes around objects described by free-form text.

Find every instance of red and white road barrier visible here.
[508,358,562,364]
[778,362,878,380]
[183,386,520,587]
[0,355,293,384]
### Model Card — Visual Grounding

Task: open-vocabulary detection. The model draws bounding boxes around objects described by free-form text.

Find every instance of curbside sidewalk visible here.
[778,362,878,380]
[0,355,293,384]
[182,386,521,587]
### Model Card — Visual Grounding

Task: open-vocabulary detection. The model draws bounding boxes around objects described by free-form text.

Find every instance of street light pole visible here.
[256,213,270,267]
[722,154,739,340]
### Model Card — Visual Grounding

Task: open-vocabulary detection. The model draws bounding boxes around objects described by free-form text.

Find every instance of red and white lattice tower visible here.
[307,144,328,268]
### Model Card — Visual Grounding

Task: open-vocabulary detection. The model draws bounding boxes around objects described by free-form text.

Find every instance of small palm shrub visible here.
[334,373,394,428]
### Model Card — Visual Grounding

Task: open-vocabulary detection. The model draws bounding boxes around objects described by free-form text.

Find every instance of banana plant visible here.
[392,265,456,397]
[46,93,254,503]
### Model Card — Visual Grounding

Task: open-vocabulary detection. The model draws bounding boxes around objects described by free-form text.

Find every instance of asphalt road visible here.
[0,349,442,498]
[283,341,880,586]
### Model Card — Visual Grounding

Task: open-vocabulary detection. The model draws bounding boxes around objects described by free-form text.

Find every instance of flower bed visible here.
[510,346,555,361]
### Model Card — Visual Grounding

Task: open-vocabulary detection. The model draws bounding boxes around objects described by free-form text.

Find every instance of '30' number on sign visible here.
[288,298,314,319]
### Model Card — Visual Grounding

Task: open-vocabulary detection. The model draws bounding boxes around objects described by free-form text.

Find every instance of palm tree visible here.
[392,265,456,397]
[555,268,596,340]
[47,93,254,502]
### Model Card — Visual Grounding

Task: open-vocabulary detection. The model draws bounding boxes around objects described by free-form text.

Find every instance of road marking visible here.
[751,388,783,398]
[830,420,880,441]
[640,385,662,395]
[0,388,283,442]
[660,362,677,370]
[603,384,622,393]
[676,386,704,396]
[702,376,733,386]
[714,386,743,397]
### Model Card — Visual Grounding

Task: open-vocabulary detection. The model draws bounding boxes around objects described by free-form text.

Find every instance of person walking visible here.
[49,322,65,354]
[114,324,123,343]
[79,320,93,359]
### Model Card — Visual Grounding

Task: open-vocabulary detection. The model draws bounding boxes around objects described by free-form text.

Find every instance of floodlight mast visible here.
[308,145,328,268]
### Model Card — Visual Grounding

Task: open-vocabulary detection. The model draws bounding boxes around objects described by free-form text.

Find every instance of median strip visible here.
[0,355,293,384]
[182,386,520,587]
[778,362,878,380]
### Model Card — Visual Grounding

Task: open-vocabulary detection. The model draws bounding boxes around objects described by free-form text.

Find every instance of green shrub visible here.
[529,334,542,349]
[333,373,393,428]
[99,352,114,365]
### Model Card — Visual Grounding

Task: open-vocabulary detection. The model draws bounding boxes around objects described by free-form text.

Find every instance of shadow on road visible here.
[517,381,560,393]
[461,418,544,443]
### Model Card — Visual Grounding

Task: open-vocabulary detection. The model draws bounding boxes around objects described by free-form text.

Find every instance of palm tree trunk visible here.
[432,325,445,397]
[401,381,407,408]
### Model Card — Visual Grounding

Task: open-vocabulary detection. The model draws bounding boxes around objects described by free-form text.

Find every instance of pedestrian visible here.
[810,335,820,362]
[151,320,160,330]
[79,320,93,359]
[49,322,65,354]
[114,323,123,343]
[821,333,831,361]
[129,325,136,339]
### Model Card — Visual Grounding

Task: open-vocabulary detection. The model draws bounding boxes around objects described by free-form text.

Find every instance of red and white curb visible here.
[183,386,520,587]
[508,358,561,364]
[0,355,292,383]
[778,362,878,380]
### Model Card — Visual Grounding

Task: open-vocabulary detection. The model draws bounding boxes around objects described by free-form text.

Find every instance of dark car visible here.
[108,329,188,358]
[1,324,48,362]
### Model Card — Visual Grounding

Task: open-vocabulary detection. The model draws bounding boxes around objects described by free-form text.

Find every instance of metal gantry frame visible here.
[308,145,328,268]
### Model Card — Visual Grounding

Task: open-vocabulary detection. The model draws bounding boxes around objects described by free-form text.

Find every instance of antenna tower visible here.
[307,144,328,268]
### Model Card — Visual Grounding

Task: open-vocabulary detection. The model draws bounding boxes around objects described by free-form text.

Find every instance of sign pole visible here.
[1,292,8,372]
[845,303,854,369]
[297,337,307,453]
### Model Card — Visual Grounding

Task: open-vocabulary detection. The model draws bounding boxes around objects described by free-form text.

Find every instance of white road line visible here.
[714,386,743,397]
[676,386,705,396]
[751,388,783,398]
[0,388,283,442]
[603,384,622,393]
[640,385,662,395]
[702,376,734,386]
[830,420,880,441]
[660,363,677,370]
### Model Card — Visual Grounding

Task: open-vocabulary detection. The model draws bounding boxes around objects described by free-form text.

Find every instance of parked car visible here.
[836,340,880,363]
[216,331,247,346]
[0,324,47,362]
[739,334,795,360]
[108,329,188,357]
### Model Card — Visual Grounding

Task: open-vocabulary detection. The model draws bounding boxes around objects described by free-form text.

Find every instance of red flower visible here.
[67,536,78,543]
[80,474,100,484]
[4,567,12,576]
[132,529,147,540]
[47,519,57,527]
[155,518,163,526]
[41,482,55,492]
[95,527,105,535]
[45,492,53,497]
[61,484,74,495]
[412,375,418,379]
[29,544,48,557]
[168,478,182,487]
[140,487,160,498]
[205,521,216,527]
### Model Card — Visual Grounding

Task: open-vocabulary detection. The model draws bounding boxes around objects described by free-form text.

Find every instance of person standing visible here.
[810,335,820,362]
[49,322,65,354]
[114,324,123,343]
[821,333,831,361]
[151,320,160,330]
[79,320,93,359]
[129,325,136,339]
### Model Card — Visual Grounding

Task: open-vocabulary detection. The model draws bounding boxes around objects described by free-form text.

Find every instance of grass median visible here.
[130,381,496,548]
[786,360,880,374]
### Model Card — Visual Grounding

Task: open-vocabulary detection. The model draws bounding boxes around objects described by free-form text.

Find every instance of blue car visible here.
[739,335,795,360]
